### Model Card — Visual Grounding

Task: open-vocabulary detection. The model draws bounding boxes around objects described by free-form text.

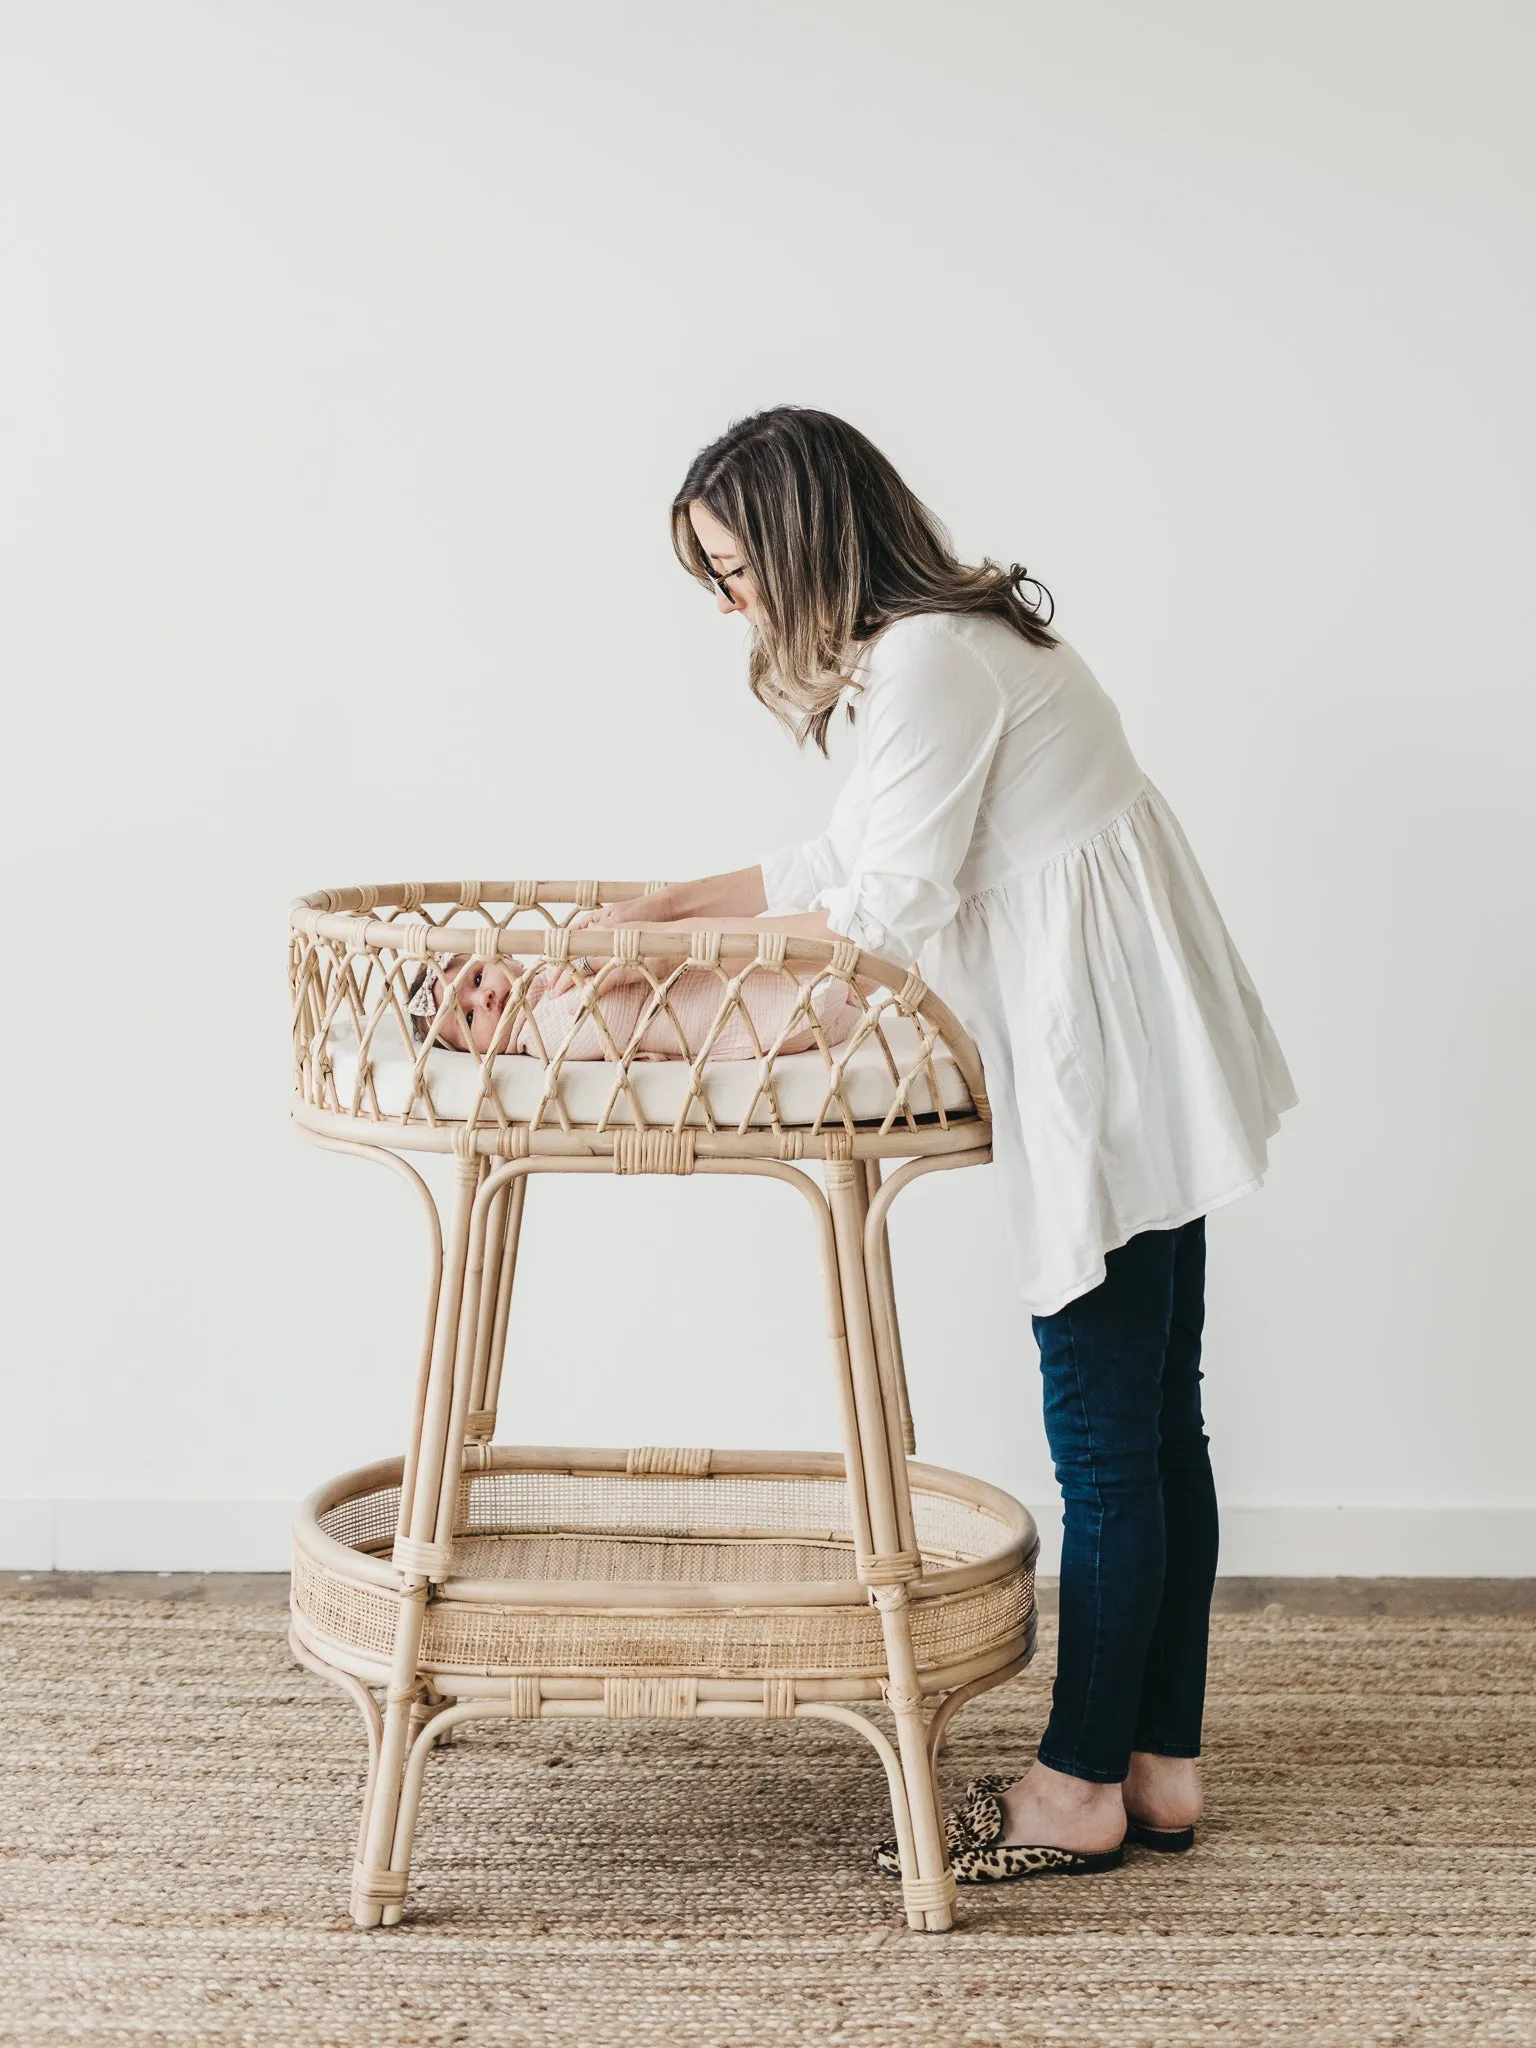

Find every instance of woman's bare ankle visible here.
[1123,1751,1203,1829]
[998,1760,1127,1853]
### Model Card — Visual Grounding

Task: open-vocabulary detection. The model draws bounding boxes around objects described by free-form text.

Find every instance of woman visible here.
[586,406,1298,1882]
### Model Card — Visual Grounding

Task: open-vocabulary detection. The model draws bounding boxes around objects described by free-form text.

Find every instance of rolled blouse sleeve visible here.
[812,618,1006,968]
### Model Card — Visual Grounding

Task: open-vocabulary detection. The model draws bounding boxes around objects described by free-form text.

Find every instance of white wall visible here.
[2,1,1532,1573]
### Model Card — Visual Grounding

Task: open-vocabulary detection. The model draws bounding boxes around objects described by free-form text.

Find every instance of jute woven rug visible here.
[2,1597,1533,2046]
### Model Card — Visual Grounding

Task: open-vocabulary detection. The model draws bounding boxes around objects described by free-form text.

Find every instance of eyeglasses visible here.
[703,562,750,602]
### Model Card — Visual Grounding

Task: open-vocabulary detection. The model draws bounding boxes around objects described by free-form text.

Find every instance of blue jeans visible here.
[1031,1215,1217,1783]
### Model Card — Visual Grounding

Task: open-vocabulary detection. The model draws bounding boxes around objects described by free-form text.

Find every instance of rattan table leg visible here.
[925,1655,1033,1764]
[353,1584,429,1928]
[824,1160,953,1929]
[825,1160,917,1568]
[428,1161,510,1557]
[874,1587,956,1931]
[287,1624,382,1865]
[464,1177,509,1437]
[475,1171,526,1440]
[398,1151,480,1559]
[354,1153,484,1927]
[291,1128,445,1525]
[863,1159,916,1457]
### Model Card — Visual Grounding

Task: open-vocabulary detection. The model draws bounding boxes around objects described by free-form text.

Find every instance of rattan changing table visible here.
[287,880,1038,1932]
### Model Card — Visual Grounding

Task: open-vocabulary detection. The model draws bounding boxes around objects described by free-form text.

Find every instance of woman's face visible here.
[688,501,765,628]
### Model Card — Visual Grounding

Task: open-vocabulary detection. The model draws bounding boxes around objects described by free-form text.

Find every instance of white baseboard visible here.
[3,1498,1534,1577]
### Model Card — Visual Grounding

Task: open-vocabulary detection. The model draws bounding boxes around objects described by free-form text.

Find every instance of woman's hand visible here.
[595,867,767,926]
[585,890,679,928]
[547,905,688,998]
[544,877,732,996]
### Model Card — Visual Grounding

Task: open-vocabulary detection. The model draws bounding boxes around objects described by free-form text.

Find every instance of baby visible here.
[407,946,864,1062]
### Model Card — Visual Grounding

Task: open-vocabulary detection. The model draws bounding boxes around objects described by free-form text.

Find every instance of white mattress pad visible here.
[323,1009,975,1130]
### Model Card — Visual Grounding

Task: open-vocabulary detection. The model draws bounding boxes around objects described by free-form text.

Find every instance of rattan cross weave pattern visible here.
[287,880,1039,1932]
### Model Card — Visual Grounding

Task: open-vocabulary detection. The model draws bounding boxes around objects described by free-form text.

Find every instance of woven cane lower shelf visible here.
[293,1452,1037,1697]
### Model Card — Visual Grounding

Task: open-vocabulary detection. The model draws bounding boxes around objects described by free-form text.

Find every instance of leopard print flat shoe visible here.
[870,1775,1008,1879]
[950,1835,1125,1884]
[872,1774,1125,1886]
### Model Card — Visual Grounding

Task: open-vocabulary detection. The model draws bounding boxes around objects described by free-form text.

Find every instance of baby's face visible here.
[432,961,517,1054]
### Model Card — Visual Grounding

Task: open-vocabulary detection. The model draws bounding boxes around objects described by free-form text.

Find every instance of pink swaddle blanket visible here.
[515,961,863,1062]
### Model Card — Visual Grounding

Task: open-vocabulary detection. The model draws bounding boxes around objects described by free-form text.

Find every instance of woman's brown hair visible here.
[672,406,1056,755]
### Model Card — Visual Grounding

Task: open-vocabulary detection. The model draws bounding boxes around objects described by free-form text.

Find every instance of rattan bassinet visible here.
[287,879,1038,1933]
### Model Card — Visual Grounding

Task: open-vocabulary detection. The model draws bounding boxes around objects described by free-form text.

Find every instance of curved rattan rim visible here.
[294,1447,1037,1609]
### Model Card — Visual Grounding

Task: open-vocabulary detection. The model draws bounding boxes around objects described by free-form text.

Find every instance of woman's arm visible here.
[808,621,1006,969]
[592,866,767,926]
[644,908,839,941]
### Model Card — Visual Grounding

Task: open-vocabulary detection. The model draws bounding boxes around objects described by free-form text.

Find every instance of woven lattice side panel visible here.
[292,1548,399,1662]
[447,1533,863,1585]
[908,1567,1036,1667]
[290,882,984,1137]
[414,1573,1032,1678]
[316,1486,401,1555]
[292,1549,1034,1680]
[457,1473,864,1543]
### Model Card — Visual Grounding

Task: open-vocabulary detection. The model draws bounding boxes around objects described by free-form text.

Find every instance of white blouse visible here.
[760,611,1299,1316]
